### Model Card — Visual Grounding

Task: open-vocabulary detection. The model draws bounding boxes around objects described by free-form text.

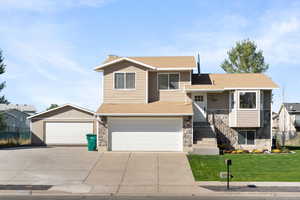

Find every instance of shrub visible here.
[231,150,237,154]
[236,149,243,154]
[272,149,281,153]
[224,150,232,154]
[252,149,263,154]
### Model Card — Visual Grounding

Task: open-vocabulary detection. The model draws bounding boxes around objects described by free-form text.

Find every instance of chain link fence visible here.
[0,127,31,146]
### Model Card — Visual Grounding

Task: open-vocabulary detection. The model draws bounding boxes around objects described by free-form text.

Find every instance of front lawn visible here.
[187,148,300,182]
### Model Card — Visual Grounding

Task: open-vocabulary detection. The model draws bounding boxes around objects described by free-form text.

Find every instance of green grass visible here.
[187,148,300,182]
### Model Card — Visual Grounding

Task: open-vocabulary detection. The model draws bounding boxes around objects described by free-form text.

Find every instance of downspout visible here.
[95,114,99,150]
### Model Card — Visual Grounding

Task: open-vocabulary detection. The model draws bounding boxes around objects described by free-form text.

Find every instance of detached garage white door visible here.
[45,122,93,145]
[108,117,183,151]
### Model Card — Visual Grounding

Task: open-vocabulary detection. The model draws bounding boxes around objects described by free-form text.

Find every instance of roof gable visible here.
[28,104,95,119]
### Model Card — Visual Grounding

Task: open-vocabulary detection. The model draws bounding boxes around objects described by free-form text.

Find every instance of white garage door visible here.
[108,117,183,151]
[45,122,93,145]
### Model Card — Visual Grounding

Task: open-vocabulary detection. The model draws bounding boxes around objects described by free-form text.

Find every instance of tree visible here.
[0,114,6,131]
[46,104,59,110]
[0,50,8,104]
[221,39,269,73]
[0,50,8,131]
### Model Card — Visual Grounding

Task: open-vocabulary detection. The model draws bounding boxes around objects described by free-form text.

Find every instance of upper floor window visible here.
[158,73,179,90]
[114,72,135,89]
[239,91,257,109]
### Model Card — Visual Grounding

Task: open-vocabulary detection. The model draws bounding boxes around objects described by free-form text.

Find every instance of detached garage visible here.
[29,104,95,146]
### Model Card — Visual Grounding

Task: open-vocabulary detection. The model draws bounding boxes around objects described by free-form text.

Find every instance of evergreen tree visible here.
[46,104,59,110]
[221,39,269,73]
[0,50,8,104]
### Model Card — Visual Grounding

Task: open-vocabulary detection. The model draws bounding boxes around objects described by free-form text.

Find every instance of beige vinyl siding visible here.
[30,106,95,145]
[148,71,191,102]
[236,110,260,127]
[103,61,147,103]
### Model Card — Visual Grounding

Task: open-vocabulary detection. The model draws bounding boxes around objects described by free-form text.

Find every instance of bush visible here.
[272,149,281,153]
[252,149,263,154]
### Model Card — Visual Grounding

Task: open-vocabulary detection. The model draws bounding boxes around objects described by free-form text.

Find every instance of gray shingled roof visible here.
[0,104,36,112]
[283,103,300,113]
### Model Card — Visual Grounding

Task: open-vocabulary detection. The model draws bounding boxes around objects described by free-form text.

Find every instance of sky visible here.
[0,0,299,112]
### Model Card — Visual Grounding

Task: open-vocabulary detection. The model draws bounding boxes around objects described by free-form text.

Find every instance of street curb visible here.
[197,181,300,187]
[1,190,300,197]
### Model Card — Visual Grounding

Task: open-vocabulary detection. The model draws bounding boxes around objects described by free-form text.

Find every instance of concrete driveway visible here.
[0,147,100,185]
[85,152,197,194]
[0,147,199,194]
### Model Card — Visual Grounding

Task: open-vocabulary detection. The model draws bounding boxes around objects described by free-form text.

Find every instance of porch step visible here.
[192,145,220,155]
[196,137,217,146]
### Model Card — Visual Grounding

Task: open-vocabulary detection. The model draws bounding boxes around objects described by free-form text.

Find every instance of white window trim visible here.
[238,129,256,145]
[157,72,180,91]
[238,90,258,110]
[113,72,136,90]
[229,91,236,110]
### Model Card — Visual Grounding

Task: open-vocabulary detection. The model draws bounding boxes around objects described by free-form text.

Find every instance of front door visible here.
[192,93,207,122]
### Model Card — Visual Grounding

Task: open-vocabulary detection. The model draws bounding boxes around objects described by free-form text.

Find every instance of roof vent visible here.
[197,53,201,76]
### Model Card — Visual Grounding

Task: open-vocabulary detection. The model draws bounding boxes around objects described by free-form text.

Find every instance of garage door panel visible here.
[109,118,183,151]
[45,122,93,145]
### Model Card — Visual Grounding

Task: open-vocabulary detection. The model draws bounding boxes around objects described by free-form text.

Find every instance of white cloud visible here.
[257,11,300,65]
[0,0,112,12]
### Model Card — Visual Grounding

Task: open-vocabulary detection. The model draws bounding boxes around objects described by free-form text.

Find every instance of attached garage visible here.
[29,104,95,146]
[108,117,183,151]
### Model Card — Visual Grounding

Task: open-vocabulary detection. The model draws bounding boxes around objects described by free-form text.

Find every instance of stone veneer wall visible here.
[98,116,108,151]
[183,116,193,152]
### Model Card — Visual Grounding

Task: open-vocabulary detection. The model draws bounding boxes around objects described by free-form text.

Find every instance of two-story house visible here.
[95,55,278,154]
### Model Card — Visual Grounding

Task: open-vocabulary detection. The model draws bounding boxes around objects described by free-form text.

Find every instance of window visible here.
[114,72,135,89]
[239,92,256,109]
[238,130,255,145]
[194,95,204,102]
[158,73,179,90]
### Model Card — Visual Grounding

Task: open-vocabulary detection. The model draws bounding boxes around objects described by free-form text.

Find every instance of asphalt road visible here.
[0,196,299,200]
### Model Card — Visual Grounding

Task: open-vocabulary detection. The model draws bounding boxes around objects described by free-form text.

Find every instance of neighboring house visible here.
[0,104,36,116]
[277,103,300,145]
[94,55,278,153]
[0,104,36,132]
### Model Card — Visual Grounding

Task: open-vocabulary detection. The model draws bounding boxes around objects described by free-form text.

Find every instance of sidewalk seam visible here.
[116,152,132,193]
[82,152,103,183]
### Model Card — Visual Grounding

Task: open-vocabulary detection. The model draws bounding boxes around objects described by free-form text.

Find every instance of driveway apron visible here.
[85,152,198,194]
